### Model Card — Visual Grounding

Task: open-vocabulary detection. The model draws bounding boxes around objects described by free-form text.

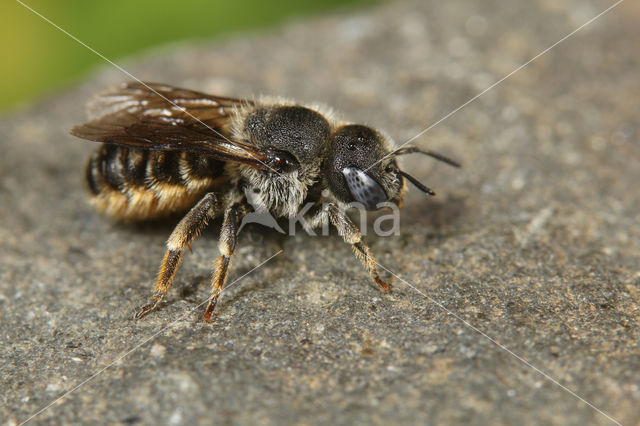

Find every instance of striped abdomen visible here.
[86,144,227,220]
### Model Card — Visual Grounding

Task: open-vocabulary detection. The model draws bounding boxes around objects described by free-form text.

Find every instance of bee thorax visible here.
[241,166,318,218]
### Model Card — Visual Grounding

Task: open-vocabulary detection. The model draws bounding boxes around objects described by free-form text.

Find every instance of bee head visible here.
[325,124,460,210]
[325,124,403,210]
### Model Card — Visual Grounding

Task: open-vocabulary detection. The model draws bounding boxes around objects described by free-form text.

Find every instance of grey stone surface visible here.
[1,0,639,424]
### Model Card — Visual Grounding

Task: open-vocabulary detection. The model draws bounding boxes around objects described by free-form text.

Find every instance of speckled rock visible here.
[1,1,639,425]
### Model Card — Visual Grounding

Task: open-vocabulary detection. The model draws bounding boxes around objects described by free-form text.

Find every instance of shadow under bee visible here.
[401,196,466,230]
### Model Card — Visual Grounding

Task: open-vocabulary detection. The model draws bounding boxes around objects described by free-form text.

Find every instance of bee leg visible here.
[135,193,221,319]
[203,201,249,322]
[324,204,391,293]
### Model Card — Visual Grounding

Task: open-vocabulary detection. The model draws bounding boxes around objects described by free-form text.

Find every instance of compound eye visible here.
[342,167,388,210]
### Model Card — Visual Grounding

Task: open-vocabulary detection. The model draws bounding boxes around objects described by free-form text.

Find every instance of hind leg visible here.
[135,192,221,319]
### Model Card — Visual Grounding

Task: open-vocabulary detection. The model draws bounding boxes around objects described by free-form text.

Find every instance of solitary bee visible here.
[71,82,459,321]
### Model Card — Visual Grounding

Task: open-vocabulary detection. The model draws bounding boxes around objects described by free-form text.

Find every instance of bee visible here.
[71,82,459,321]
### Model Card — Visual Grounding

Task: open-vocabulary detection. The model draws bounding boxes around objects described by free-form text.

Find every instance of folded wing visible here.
[71,82,269,167]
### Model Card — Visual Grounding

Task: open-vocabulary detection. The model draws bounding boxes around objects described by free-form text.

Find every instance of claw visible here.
[202,295,219,322]
[375,277,392,294]
[134,293,164,320]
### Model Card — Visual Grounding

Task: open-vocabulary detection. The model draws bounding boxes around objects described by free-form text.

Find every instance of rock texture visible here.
[1,0,638,424]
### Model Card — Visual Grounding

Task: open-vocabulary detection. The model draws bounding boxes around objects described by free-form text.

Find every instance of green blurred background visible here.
[2,0,377,111]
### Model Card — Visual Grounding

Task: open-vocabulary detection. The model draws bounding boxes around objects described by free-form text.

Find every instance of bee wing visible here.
[71,82,269,168]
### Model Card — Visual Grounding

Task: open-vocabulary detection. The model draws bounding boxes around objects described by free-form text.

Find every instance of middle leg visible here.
[203,201,250,321]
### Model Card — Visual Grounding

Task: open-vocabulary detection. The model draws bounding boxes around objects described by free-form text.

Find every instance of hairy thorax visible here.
[234,161,321,218]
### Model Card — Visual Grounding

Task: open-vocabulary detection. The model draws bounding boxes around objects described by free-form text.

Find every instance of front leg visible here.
[311,203,391,293]
[203,201,250,321]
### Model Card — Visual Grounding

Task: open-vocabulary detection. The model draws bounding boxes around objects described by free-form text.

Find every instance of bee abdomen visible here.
[86,145,226,220]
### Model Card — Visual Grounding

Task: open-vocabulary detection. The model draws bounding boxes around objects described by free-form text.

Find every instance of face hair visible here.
[392,146,461,168]
[396,169,435,196]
